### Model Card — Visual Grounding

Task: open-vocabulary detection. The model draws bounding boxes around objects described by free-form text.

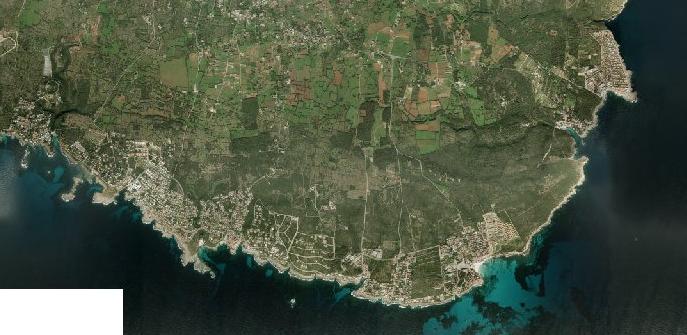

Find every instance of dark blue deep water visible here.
[1,0,686,333]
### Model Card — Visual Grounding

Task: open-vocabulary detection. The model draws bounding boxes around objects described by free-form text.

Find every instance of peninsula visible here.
[1,0,632,307]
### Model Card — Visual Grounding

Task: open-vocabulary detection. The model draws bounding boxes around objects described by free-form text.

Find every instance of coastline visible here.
[251,28,637,307]
[579,69,637,139]
[483,156,588,264]
[0,1,636,310]
[0,130,584,310]
[0,86,633,312]
[479,86,637,293]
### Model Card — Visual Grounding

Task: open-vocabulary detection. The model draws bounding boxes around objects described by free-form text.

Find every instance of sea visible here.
[1,0,686,333]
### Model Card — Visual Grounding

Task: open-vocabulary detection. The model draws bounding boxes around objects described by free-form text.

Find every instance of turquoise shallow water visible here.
[423,236,595,334]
